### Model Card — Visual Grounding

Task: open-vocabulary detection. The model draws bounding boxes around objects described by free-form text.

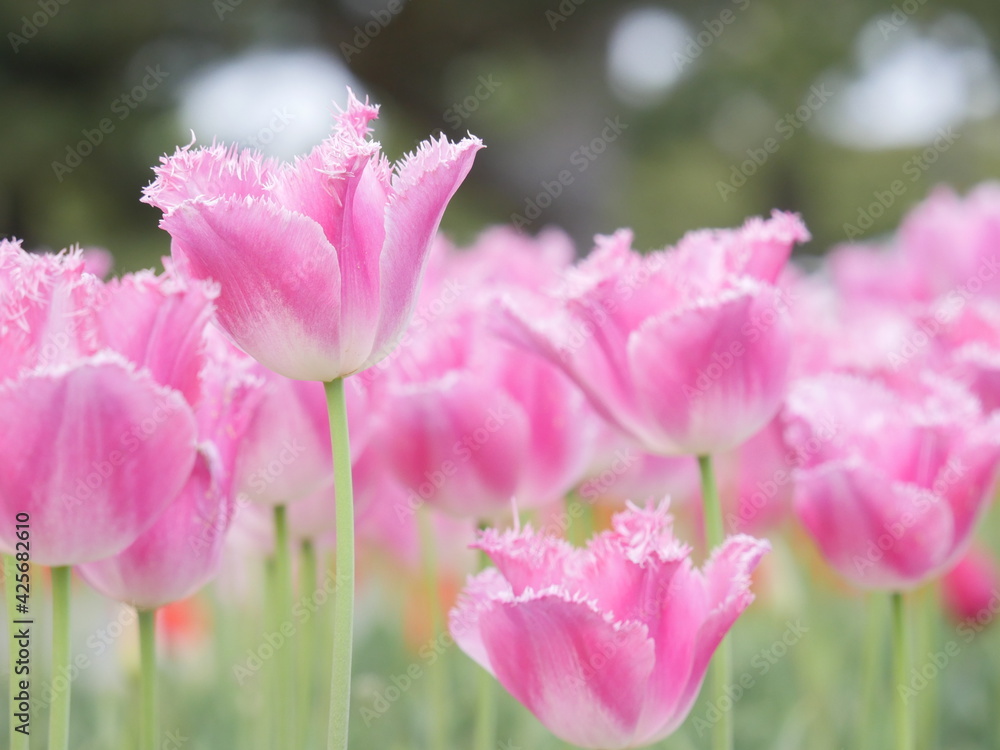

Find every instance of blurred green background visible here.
[2,0,1000,270]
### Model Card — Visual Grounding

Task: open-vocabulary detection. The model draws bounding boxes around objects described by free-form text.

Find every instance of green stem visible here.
[299,540,318,747]
[915,587,938,750]
[5,555,29,750]
[325,377,355,750]
[273,505,295,747]
[138,609,158,750]
[698,454,724,553]
[892,592,913,750]
[419,508,449,750]
[49,566,71,750]
[698,454,731,750]
[263,557,277,750]
[860,595,885,750]
[473,526,495,750]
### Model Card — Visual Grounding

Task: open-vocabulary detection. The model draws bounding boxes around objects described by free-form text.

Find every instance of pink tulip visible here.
[499,212,810,455]
[0,242,212,566]
[231,359,334,508]
[370,229,597,518]
[942,545,1000,625]
[142,90,483,381]
[81,246,114,278]
[77,338,260,608]
[785,373,1000,589]
[450,502,769,749]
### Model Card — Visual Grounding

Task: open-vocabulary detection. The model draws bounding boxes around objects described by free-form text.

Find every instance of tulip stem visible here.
[419,507,449,750]
[300,540,318,746]
[138,609,158,750]
[325,377,355,750]
[860,595,885,750]
[473,526,496,750]
[915,586,939,750]
[273,505,295,746]
[698,454,731,750]
[5,555,29,750]
[49,565,71,750]
[263,557,277,749]
[892,591,913,750]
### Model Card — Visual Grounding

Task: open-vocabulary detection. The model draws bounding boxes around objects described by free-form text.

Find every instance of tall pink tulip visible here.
[450,502,769,749]
[0,241,210,566]
[142,90,483,382]
[499,212,810,456]
[143,90,481,750]
[785,373,1000,590]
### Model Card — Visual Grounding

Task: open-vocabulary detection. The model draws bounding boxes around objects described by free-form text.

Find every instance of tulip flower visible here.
[142,90,483,383]
[785,373,1000,590]
[143,89,481,750]
[498,212,808,457]
[0,242,212,566]
[498,213,806,749]
[0,240,218,750]
[942,545,1000,625]
[450,501,769,749]
[77,338,261,610]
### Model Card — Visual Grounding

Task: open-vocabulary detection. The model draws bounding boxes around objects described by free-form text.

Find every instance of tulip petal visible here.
[628,283,791,454]
[142,142,277,211]
[78,446,231,609]
[0,356,198,566]
[478,589,654,749]
[370,135,483,366]
[162,198,345,381]
[94,271,216,404]
[794,461,955,589]
[382,372,529,516]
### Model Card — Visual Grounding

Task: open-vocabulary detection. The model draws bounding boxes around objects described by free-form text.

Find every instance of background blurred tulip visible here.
[499,212,809,456]
[786,373,1000,590]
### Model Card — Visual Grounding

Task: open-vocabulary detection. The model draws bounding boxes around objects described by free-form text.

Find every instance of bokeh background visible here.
[4,3,1000,749]
[2,0,1000,268]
